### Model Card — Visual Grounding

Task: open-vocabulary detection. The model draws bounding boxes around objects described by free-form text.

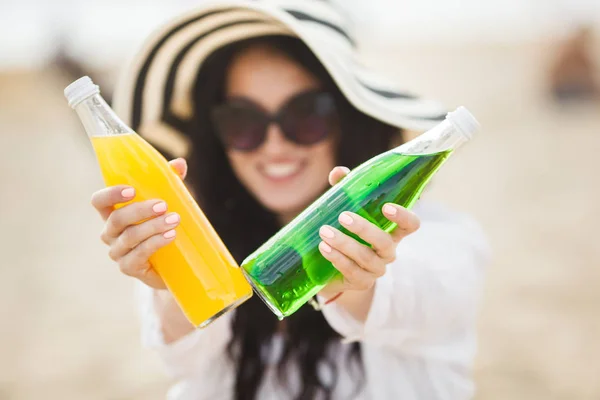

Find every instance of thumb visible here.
[328,166,350,186]
[169,158,188,180]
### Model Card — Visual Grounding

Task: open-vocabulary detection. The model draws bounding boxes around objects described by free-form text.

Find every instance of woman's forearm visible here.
[153,289,195,343]
[320,286,375,323]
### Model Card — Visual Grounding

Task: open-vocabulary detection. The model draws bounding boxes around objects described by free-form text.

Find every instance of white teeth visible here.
[263,162,301,178]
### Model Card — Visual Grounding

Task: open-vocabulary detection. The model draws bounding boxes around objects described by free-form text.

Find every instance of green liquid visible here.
[241,150,451,318]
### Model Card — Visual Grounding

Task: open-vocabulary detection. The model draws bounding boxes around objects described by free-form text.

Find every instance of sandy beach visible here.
[0,40,598,399]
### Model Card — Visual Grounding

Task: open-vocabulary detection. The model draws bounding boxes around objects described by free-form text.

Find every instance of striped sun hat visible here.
[112,0,448,158]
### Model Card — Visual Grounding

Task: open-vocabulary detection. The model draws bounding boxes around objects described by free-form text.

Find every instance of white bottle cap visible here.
[64,76,100,109]
[446,106,480,140]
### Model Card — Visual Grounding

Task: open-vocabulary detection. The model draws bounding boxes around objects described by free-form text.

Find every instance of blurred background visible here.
[1,0,599,399]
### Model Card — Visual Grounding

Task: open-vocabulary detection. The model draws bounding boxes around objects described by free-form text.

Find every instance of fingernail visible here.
[383,204,397,216]
[339,212,353,225]
[341,167,350,174]
[320,242,332,253]
[165,213,180,225]
[163,229,176,239]
[320,226,335,239]
[121,188,135,198]
[153,202,167,213]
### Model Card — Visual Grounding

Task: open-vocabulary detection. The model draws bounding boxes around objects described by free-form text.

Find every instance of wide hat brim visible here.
[112,0,448,158]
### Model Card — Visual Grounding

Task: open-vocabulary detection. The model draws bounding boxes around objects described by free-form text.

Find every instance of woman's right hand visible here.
[90,158,188,289]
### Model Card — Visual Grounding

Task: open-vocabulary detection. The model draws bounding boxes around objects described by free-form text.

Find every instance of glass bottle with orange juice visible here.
[64,76,252,328]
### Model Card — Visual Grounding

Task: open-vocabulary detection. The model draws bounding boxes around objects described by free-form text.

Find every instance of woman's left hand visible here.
[318,166,421,302]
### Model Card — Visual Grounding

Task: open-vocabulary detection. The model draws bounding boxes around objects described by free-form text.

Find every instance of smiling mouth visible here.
[260,161,305,182]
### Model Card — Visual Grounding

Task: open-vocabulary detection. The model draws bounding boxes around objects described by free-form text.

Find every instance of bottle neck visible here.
[74,94,133,138]
[392,120,468,155]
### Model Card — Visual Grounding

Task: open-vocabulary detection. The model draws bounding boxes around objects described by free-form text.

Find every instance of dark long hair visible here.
[186,36,401,400]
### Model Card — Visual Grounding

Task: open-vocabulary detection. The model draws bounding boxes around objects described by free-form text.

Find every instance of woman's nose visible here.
[260,124,294,155]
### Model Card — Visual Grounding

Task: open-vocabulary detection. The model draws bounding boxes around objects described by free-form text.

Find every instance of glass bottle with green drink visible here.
[241,106,481,319]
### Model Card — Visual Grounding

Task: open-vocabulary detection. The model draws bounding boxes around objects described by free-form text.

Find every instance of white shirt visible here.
[136,201,490,400]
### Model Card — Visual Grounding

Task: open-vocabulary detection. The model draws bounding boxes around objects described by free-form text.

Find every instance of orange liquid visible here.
[91,133,252,327]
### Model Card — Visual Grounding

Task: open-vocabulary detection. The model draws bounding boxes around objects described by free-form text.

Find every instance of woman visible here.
[92,1,489,399]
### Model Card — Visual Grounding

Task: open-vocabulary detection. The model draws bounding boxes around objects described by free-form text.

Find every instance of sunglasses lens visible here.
[212,105,267,151]
[281,92,337,145]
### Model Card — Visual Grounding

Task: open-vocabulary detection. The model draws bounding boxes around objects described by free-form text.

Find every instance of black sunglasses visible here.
[210,90,339,151]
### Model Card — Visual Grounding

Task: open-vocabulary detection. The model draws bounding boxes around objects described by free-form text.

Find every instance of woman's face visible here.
[223,45,337,221]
